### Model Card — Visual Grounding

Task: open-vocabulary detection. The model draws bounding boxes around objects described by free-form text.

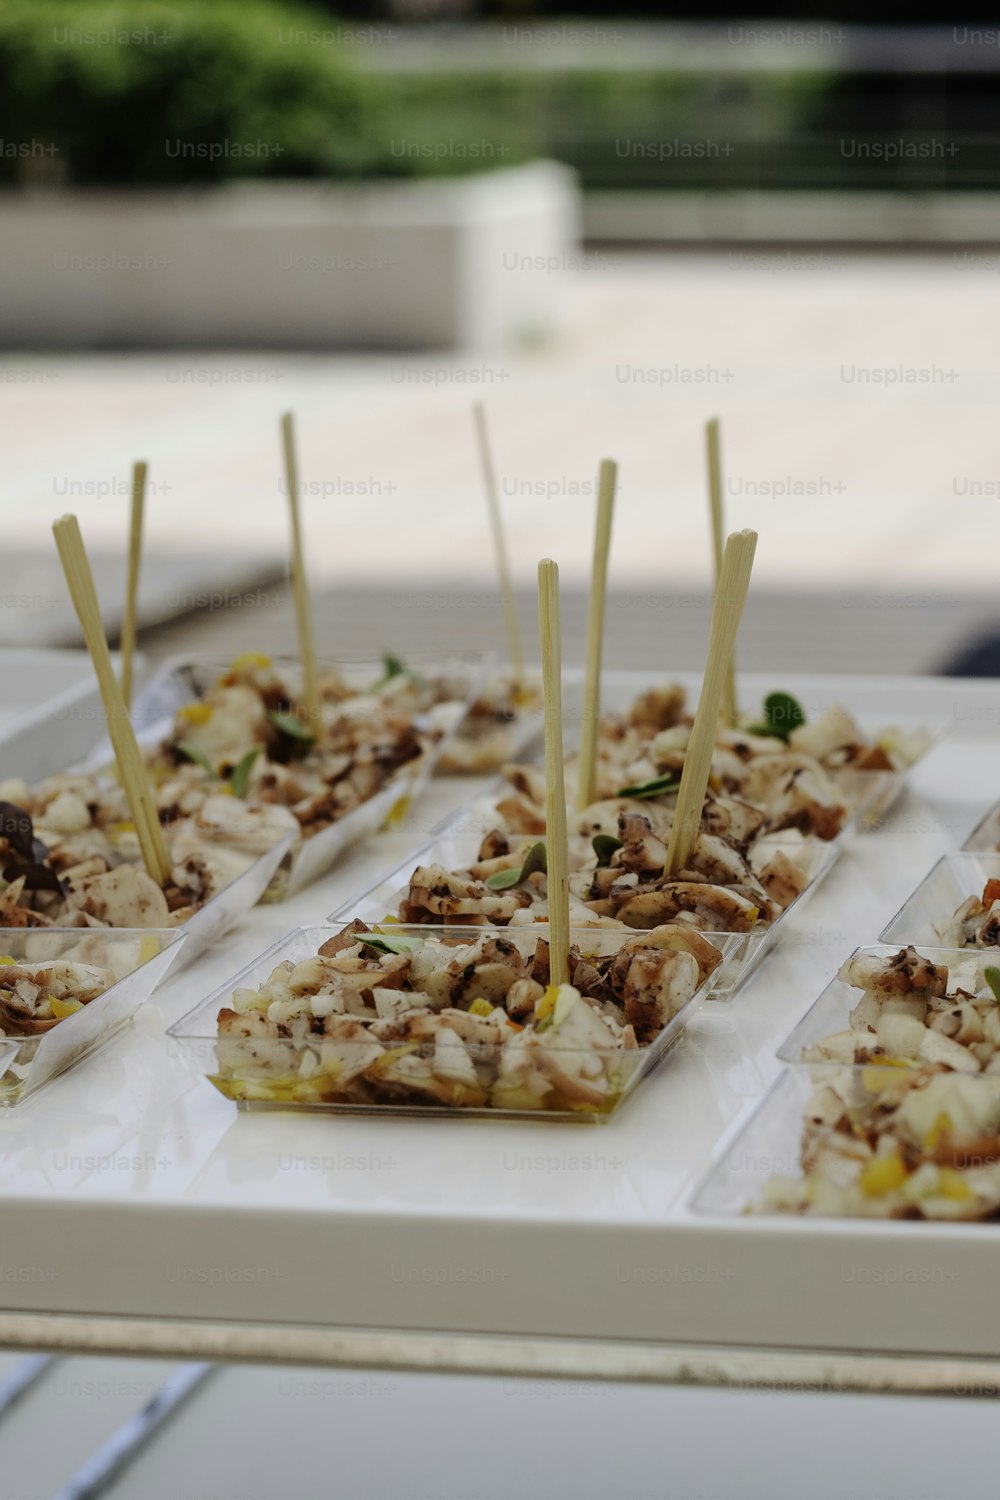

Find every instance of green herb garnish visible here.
[269,710,316,745]
[371,651,429,694]
[360,933,425,957]
[485,840,547,890]
[746,691,807,743]
[176,741,217,778]
[616,774,681,800]
[381,653,406,681]
[984,966,1000,1003]
[592,834,623,866]
[229,746,262,798]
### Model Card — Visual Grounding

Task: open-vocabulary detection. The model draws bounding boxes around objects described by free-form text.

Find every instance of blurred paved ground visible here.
[1,247,998,673]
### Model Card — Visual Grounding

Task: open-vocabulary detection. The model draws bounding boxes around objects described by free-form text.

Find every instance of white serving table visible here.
[2,674,1000,1396]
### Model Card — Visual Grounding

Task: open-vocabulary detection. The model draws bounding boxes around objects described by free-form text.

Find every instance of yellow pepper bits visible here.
[383,795,411,831]
[860,1154,908,1197]
[924,1113,953,1152]
[535,985,560,1022]
[138,935,161,965]
[937,1168,973,1202]
[862,1060,913,1093]
[177,702,213,726]
[231,652,272,671]
[0,955,15,966]
[49,996,84,1020]
[468,998,493,1018]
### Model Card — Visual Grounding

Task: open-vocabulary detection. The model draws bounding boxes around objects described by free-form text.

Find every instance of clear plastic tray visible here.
[879,853,1000,949]
[0,927,185,1107]
[691,1069,826,1217]
[330,795,841,1001]
[169,922,742,1123]
[436,666,544,775]
[692,1063,1000,1222]
[590,670,945,829]
[776,943,983,1065]
[174,831,295,966]
[129,654,488,899]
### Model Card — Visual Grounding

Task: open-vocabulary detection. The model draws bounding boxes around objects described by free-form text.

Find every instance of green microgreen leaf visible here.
[228,746,262,798]
[747,691,807,742]
[269,710,316,745]
[592,834,623,866]
[616,774,681,800]
[984,966,1000,1004]
[485,840,547,890]
[360,934,425,957]
[176,741,217,778]
[371,652,430,695]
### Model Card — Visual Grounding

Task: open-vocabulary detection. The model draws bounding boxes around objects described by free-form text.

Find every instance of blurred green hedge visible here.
[0,0,835,189]
[0,0,386,183]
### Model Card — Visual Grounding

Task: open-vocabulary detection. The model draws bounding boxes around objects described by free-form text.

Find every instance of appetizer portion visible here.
[437,670,543,774]
[0,928,183,1105]
[201,919,727,1115]
[150,653,465,841]
[934,877,1000,948]
[791,946,1000,1073]
[0,790,295,931]
[753,949,1000,1220]
[0,954,115,1035]
[754,1068,1000,1221]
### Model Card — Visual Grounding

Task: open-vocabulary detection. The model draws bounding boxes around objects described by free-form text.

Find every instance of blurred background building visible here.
[0,0,997,676]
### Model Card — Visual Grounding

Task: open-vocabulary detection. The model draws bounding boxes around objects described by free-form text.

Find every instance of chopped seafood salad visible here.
[394,684,925,940]
[210,919,726,1113]
[146,653,468,840]
[934,876,1000,948]
[0,785,294,930]
[437,669,543,774]
[0,929,175,1102]
[757,948,1000,1220]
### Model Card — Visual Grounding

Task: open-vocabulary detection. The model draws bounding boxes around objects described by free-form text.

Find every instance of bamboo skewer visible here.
[537,558,570,988]
[120,459,147,709]
[706,418,739,729]
[575,458,618,812]
[473,402,524,683]
[52,514,172,887]
[664,528,758,877]
[280,412,321,726]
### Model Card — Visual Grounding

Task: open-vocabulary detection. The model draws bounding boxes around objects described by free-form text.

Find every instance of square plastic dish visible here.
[169,923,743,1123]
[775,943,984,1065]
[591,670,946,829]
[691,1069,829,1217]
[691,1063,1000,1222]
[329,795,841,1002]
[879,853,1000,949]
[436,666,544,775]
[172,830,296,966]
[0,927,185,1107]
[128,654,489,900]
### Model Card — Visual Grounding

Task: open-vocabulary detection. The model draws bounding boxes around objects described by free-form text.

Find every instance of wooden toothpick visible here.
[120,459,147,709]
[664,527,758,877]
[537,558,570,988]
[473,402,524,683]
[53,514,171,887]
[280,412,321,726]
[706,418,739,728]
[576,457,617,811]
